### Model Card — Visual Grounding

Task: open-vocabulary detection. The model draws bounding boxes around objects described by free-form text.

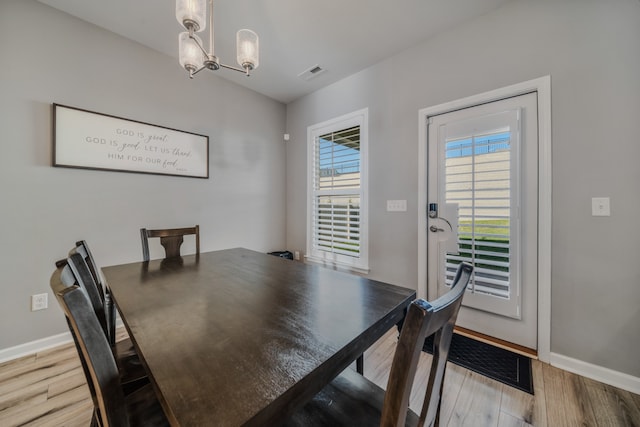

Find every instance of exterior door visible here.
[427,92,538,349]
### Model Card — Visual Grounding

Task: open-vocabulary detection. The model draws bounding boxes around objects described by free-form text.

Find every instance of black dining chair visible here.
[72,241,117,345]
[283,262,473,427]
[140,225,200,262]
[73,242,144,372]
[50,264,169,427]
[64,246,148,394]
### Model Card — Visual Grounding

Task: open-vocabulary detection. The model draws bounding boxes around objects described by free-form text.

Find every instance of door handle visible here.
[430,225,445,232]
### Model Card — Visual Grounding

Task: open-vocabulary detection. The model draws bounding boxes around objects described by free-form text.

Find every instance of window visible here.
[444,130,514,299]
[307,109,368,272]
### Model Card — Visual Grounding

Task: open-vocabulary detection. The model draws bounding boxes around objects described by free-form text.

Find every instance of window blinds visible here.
[312,126,361,258]
[444,132,512,299]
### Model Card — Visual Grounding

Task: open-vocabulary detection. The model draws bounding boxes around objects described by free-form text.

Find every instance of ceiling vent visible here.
[298,64,326,81]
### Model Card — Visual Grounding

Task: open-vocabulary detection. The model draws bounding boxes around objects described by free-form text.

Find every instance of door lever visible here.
[429,225,445,232]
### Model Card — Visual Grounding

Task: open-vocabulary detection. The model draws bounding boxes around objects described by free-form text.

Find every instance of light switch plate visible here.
[387,200,407,212]
[591,197,610,216]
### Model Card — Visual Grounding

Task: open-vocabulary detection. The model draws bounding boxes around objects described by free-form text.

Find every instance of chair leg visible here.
[432,382,443,426]
[356,354,364,375]
[90,407,101,427]
[432,359,446,427]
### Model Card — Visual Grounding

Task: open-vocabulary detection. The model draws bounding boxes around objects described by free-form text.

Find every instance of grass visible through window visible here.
[455,219,509,272]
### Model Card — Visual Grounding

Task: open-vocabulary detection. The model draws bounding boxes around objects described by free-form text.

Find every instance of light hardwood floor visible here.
[1,328,639,427]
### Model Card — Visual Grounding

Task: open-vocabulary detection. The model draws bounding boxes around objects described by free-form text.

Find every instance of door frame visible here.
[417,76,552,362]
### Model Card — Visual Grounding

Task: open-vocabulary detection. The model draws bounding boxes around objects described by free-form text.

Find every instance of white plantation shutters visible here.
[315,127,360,256]
[444,132,513,299]
[436,106,522,319]
[307,109,368,272]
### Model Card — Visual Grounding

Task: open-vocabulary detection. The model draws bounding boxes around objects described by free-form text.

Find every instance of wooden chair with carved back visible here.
[283,262,473,427]
[50,263,169,427]
[140,225,200,262]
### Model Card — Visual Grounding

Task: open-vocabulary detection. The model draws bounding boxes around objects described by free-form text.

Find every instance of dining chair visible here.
[140,225,200,262]
[72,242,143,371]
[50,264,169,427]
[284,262,474,427]
[72,241,115,344]
[63,249,148,394]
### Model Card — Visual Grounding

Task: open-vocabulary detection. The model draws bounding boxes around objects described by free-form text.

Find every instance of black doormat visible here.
[422,333,534,394]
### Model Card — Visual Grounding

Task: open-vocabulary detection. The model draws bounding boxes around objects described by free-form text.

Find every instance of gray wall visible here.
[285,0,640,377]
[0,0,286,350]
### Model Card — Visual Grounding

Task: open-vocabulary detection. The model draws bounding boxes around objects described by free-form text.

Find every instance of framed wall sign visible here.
[53,104,209,178]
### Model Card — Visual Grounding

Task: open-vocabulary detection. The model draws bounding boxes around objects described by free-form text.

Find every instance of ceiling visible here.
[38,0,511,104]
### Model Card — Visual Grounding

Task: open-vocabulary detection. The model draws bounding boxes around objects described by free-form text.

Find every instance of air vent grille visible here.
[298,64,326,81]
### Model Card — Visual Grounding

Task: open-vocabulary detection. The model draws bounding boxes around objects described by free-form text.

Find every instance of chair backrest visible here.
[72,240,117,345]
[73,240,104,298]
[50,263,130,427]
[381,262,473,427]
[63,253,110,342]
[140,225,200,262]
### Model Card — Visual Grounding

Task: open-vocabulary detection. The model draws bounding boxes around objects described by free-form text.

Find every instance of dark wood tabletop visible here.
[102,248,415,426]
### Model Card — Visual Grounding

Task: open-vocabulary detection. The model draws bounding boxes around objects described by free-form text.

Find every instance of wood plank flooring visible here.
[1,328,638,426]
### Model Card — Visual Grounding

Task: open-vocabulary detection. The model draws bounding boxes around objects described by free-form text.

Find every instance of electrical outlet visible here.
[294,250,300,260]
[31,293,48,311]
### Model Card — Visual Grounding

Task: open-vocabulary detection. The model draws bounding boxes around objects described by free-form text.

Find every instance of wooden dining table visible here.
[102,247,416,426]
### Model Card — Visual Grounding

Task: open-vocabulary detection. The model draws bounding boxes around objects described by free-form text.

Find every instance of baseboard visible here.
[0,331,73,365]
[550,352,640,395]
[0,318,126,365]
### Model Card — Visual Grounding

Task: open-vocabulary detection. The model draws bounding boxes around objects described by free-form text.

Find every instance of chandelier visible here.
[176,0,259,78]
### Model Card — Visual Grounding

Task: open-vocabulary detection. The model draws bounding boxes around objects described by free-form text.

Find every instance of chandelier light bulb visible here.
[176,0,207,32]
[179,32,204,73]
[236,29,259,71]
